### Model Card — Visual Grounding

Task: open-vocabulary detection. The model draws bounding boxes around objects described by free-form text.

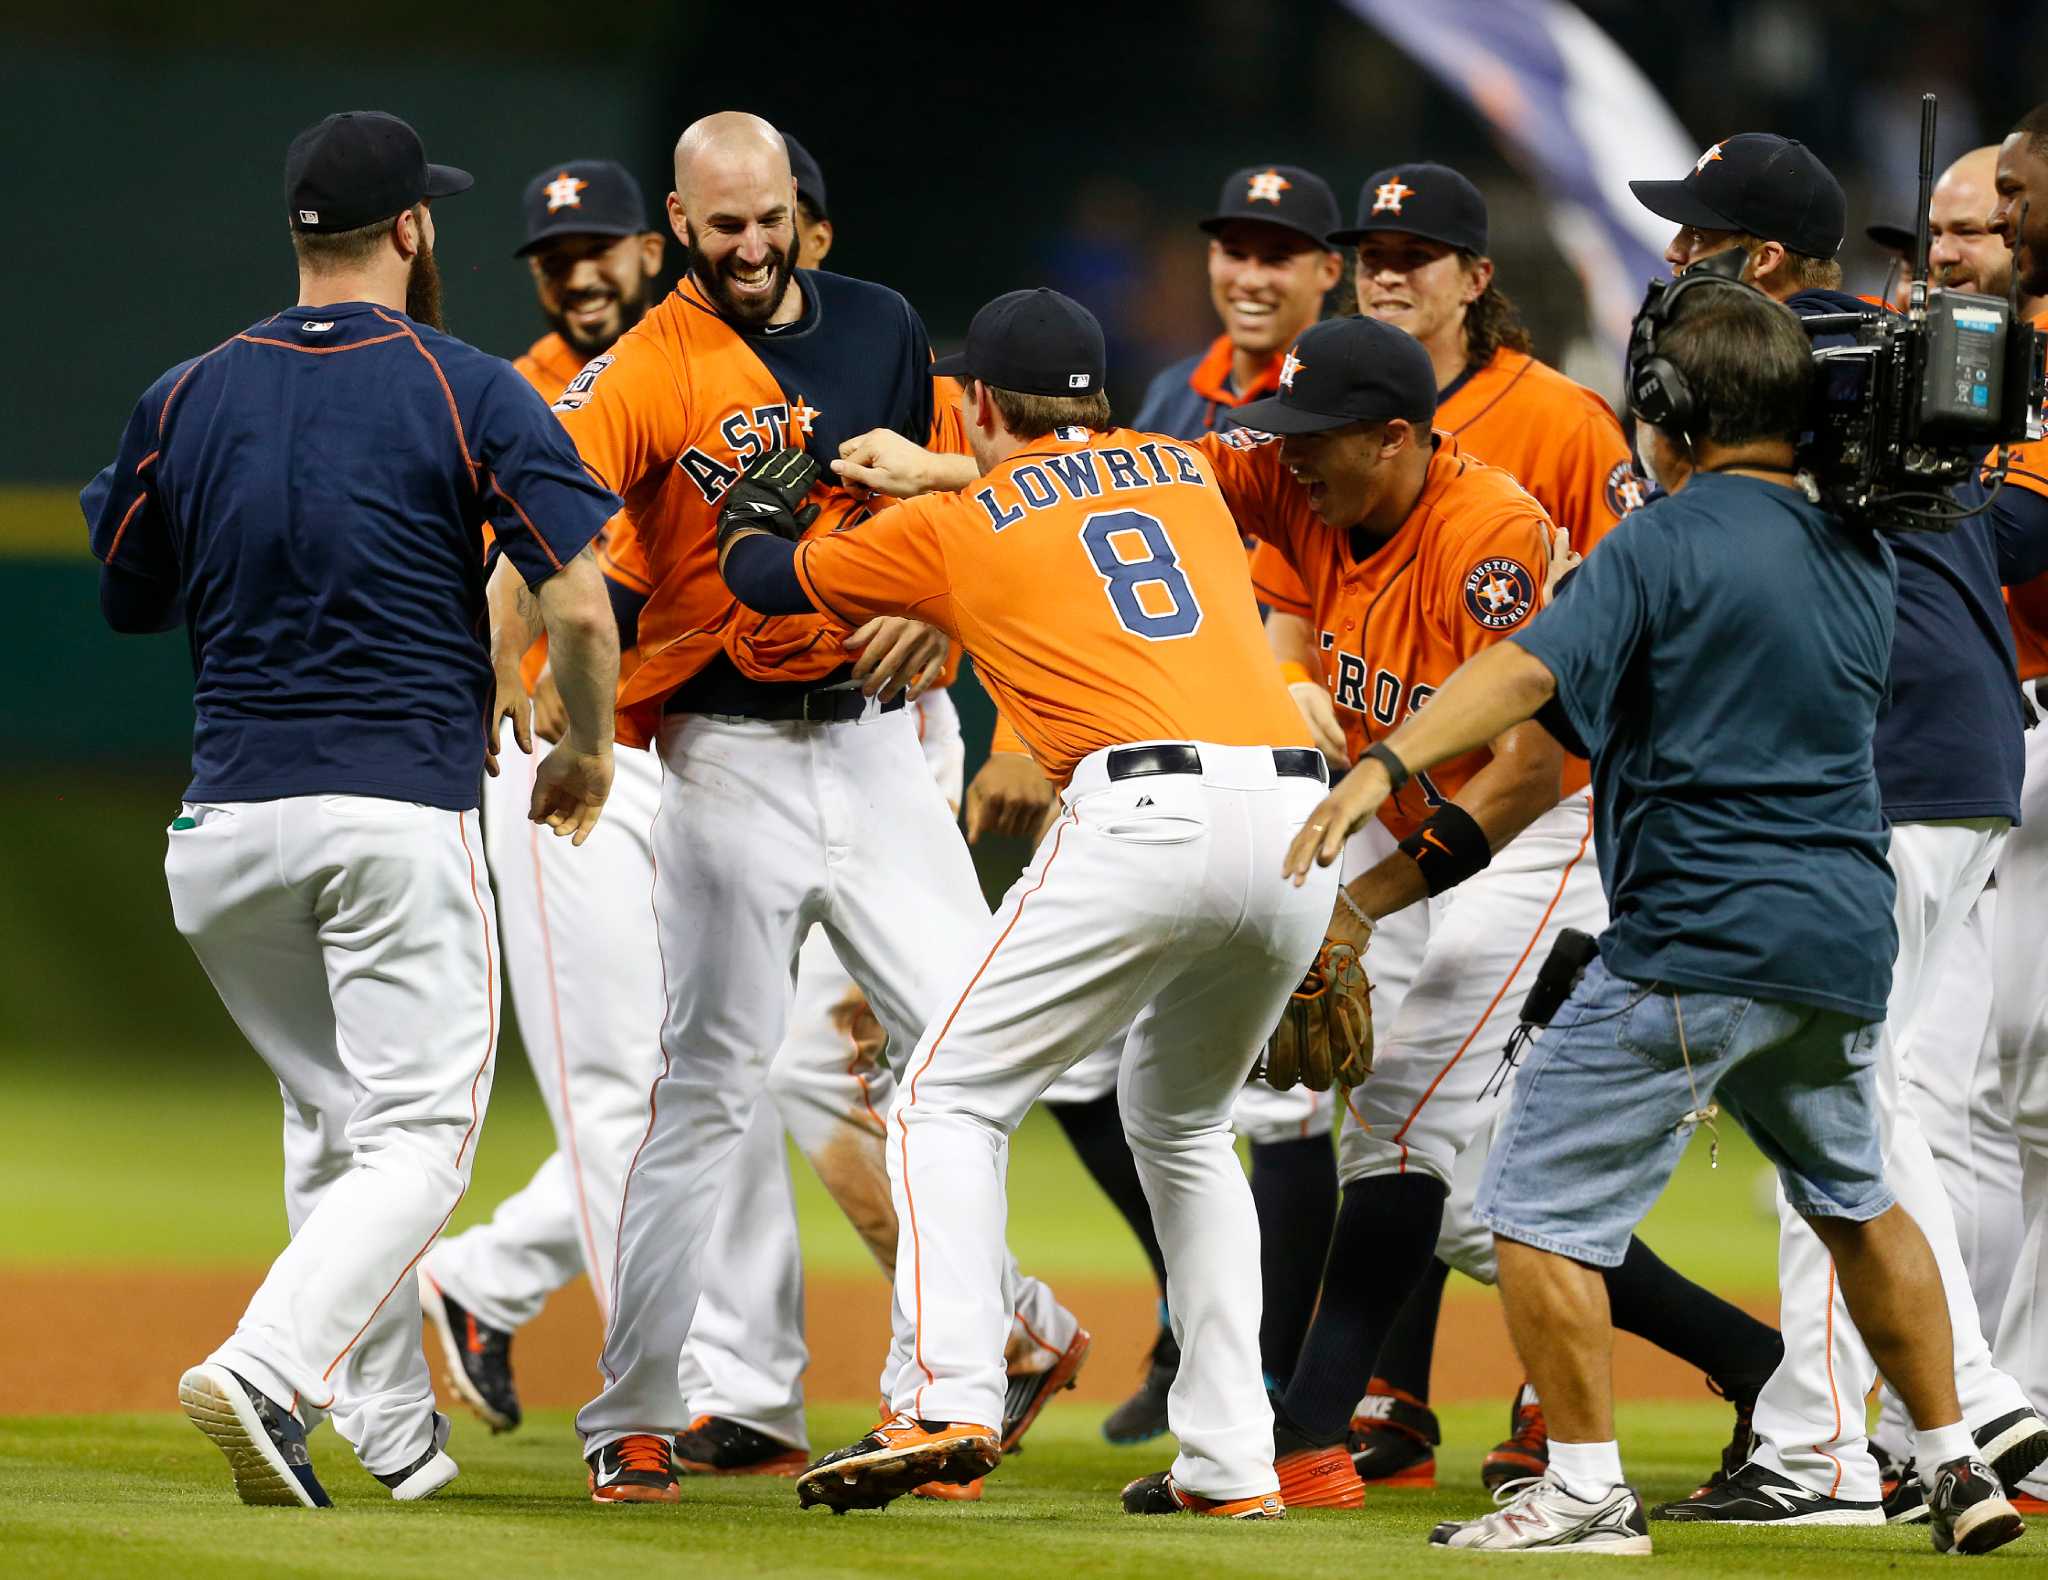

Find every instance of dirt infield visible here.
[0,1265,1778,1416]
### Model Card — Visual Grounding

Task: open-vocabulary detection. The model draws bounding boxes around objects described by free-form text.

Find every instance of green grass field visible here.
[0,1403,1991,1579]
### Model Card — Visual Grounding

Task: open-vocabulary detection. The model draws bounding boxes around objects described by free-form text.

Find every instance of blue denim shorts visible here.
[1475,957,1892,1268]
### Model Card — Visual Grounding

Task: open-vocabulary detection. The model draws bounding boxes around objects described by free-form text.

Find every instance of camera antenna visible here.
[1911,92,1937,318]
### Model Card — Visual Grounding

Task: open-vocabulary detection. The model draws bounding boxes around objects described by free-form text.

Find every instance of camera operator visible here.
[1282,276,2025,1559]
[1628,134,2048,1525]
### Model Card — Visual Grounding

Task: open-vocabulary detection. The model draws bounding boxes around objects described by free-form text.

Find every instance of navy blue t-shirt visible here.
[83,302,618,810]
[1514,474,1899,1019]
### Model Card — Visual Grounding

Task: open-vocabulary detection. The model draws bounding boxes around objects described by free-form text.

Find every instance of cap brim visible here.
[1230,396,1366,435]
[1627,178,1738,233]
[1196,214,1334,250]
[930,351,969,379]
[512,219,643,258]
[424,163,473,200]
[1865,223,1915,254]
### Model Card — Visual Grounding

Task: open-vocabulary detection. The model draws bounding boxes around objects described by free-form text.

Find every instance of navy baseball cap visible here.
[1199,165,1341,250]
[286,111,471,233]
[1630,134,1846,260]
[1233,316,1438,435]
[784,133,828,218]
[515,160,649,256]
[1866,221,1915,255]
[1331,163,1488,253]
[932,289,1106,397]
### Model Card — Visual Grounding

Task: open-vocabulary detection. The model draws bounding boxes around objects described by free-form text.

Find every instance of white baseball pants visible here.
[579,703,992,1448]
[1753,818,2033,1502]
[887,743,1335,1500]
[167,795,499,1478]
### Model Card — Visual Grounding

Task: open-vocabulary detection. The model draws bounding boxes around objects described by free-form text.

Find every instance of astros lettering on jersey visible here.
[788,425,1310,784]
[1202,428,1584,837]
[1250,345,1635,616]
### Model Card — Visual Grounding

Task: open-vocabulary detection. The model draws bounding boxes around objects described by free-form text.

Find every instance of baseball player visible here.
[721,287,1338,1519]
[1035,164,1349,1446]
[1263,165,1777,1497]
[84,111,620,1507]
[1627,130,2048,1526]
[547,113,1085,1505]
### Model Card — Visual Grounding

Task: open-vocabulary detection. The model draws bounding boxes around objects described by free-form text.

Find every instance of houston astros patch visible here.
[1463,557,1536,630]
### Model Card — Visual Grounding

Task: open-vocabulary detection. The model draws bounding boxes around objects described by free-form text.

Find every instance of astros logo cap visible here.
[1198,164,1341,251]
[516,160,650,256]
[1329,163,1488,253]
[1628,133,1846,260]
[285,111,472,233]
[932,289,1106,397]
[1232,316,1438,435]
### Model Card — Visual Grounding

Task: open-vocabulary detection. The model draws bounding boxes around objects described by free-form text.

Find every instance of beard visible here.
[685,222,800,326]
[546,273,651,358]
[406,243,445,331]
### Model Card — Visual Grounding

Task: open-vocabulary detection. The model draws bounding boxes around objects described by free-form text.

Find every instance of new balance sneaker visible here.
[1481,1382,1548,1491]
[1002,1327,1091,1451]
[1120,1471,1283,1519]
[1976,1408,2048,1493]
[587,1434,680,1504]
[1651,1460,1881,1525]
[1273,1404,1366,1511]
[672,1414,807,1476]
[178,1363,332,1508]
[1347,1380,1439,1488]
[1431,1473,1652,1554]
[1927,1455,2025,1556]
[374,1411,458,1501]
[1101,1328,1177,1446]
[419,1275,521,1433]
[795,1416,1000,1512]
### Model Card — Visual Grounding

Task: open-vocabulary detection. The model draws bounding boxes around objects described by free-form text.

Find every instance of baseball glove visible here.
[1261,939,1374,1093]
[715,446,822,550]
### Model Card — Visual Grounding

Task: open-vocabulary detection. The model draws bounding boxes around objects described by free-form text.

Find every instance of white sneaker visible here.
[1431,1474,1652,1554]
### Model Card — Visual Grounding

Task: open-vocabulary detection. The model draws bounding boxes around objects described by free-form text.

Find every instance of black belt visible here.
[696,688,903,724]
[1105,744,1328,784]
[664,656,905,723]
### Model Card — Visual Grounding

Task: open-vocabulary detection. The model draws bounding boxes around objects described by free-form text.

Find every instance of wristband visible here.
[1279,660,1317,688]
[1363,741,1410,793]
[1397,802,1492,897]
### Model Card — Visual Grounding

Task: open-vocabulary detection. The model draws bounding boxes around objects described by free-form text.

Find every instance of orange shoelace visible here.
[616,1435,672,1474]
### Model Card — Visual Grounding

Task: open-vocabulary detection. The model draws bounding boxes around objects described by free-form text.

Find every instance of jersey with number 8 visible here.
[791,425,1310,782]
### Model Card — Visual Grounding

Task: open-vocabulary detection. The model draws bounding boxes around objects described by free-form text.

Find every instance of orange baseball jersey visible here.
[507,331,653,693]
[1996,310,2048,681]
[1202,429,1583,840]
[1250,345,1636,616]
[549,269,942,746]
[787,426,1310,783]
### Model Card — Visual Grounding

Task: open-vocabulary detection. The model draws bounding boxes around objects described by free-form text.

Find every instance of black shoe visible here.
[795,1416,1000,1513]
[1003,1328,1091,1451]
[374,1412,458,1500]
[1703,1377,1759,1489]
[1346,1383,1439,1487]
[1976,1408,2048,1492]
[1119,1470,1283,1518]
[1101,1328,1178,1445]
[178,1363,333,1508]
[420,1276,521,1433]
[1650,1460,1880,1525]
[587,1434,680,1504]
[1871,1444,1930,1523]
[673,1414,807,1476]
[1927,1455,2025,1556]
[1481,1383,1548,1492]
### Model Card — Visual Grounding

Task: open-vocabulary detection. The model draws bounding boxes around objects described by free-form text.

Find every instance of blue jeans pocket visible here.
[1615,989,1748,1073]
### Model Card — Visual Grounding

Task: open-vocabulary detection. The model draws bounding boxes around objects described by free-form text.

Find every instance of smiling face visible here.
[1928,148,2010,297]
[1992,130,2048,299]
[1275,420,1419,531]
[527,232,663,356]
[1206,220,1340,360]
[1352,232,1483,354]
[670,119,801,325]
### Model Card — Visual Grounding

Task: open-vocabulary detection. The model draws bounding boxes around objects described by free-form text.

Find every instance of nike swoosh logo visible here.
[1421,831,1450,855]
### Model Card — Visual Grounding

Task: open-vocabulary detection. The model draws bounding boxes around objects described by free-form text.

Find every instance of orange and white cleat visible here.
[1121,1470,1284,1518]
[796,1415,1000,1512]
[586,1433,680,1504]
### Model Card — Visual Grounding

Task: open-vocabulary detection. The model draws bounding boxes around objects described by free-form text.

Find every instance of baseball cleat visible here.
[796,1416,999,1513]
[1120,1470,1284,1518]
[672,1414,807,1476]
[1650,1460,1880,1524]
[1927,1455,2025,1556]
[1347,1380,1439,1488]
[419,1275,521,1433]
[1432,1474,1652,1554]
[1273,1407,1365,1511]
[1101,1328,1177,1445]
[913,1476,984,1501]
[178,1363,332,1509]
[374,1411,458,1501]
[1482,1382,1549,1491]
[587,1434,680,1504]
[1002,1327,1091,1452]
[1976,1408,2048,1493]
[1873,1445,1931,1523]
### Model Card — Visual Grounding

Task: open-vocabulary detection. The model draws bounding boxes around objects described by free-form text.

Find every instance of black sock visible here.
[1046,1092,1169,1296]
[1372,1256,1451,1400]
[1279,1174,1448,1443]
[1605,1236,1783,1398]
[1249,1134,1338,1385]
